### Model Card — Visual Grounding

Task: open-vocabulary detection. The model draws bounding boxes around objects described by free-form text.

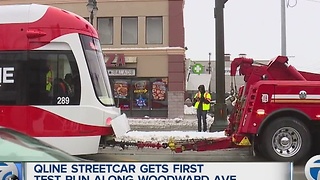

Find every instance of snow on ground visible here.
[128,116,214,127]
[116,131,226,144]
[128,105,212,127]
[115,105,226,143]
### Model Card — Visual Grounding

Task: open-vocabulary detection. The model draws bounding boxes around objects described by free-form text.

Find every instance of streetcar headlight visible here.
[106,117,112,126]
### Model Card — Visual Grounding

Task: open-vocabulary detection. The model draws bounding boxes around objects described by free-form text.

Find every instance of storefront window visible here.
[113,80,130,110]
[109,77,168,117]
[151,78,168,109]
[132,80,149,110]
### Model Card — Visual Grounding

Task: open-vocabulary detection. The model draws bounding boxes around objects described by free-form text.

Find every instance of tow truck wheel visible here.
[253,137,266,158]
[261,117,311,163]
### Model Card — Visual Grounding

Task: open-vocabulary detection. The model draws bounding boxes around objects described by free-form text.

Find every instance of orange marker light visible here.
[256,109,265,115]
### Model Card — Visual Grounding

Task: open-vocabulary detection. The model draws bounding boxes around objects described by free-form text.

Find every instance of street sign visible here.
[192,63,204,75]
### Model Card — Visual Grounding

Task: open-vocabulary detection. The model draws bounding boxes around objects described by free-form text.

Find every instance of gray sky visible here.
[184,0,320,72]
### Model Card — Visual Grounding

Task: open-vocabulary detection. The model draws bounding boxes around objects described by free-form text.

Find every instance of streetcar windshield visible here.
[80,34,115,106]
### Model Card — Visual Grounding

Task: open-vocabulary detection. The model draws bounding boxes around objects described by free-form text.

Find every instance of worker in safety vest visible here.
[46,63,53,99]
[193,85,211,132]
[43,61,54,104]
[46,70,53,92]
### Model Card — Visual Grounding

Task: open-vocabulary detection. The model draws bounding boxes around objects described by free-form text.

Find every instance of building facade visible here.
[0,0,186,118]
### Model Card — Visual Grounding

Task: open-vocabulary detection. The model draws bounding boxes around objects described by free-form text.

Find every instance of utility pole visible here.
[208,52,212,75]
[210,0,229,132]
[208,52,211,92]
[281,0,286,56]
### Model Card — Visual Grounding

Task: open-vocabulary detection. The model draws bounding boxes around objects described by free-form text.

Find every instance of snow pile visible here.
[114,104,227,144]
[115,115,225,144]
[184,105,196,115]
[116,131,226,144]
[128,115,214,128]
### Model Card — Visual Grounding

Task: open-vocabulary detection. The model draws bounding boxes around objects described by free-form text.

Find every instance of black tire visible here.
[260,117,311,163]
[253,136,267,159]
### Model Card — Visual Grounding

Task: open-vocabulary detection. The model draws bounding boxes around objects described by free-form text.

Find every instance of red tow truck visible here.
[165,55,320,163]
[111,55,320,163]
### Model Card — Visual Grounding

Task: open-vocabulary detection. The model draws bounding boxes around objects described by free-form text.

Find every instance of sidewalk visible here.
[128,114,215,132]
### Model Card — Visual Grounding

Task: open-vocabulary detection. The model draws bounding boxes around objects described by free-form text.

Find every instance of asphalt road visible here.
[77,147,307,180]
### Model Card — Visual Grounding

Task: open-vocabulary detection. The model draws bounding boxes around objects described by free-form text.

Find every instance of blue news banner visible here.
[0,162,292,180]
[22,162,292,180]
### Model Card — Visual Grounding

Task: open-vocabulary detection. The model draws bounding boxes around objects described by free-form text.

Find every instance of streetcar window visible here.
[0,51,81,106]
[80,34,115,106]
[0,51,27,105]
[27,51,81,105]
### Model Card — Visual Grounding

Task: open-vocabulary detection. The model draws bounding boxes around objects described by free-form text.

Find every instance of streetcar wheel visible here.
[261,117,311,163]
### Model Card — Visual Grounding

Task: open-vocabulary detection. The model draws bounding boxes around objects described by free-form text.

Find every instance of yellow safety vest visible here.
[46,70,53,92]
[194,92,211,111]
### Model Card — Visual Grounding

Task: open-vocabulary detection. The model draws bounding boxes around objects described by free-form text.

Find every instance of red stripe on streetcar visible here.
[0,106,113,137]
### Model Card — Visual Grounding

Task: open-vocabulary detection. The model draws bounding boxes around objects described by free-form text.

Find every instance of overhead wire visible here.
[306,0,320,3]
[287,0,320,6]
[286,0,298,7]
[283,0,320,72]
